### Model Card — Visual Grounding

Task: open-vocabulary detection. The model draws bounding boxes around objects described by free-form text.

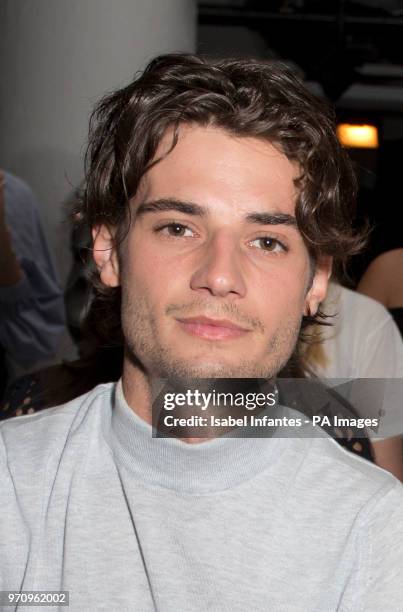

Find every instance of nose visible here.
[189,231,247,298]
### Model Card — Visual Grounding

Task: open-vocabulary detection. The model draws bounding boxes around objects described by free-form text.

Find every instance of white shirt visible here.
[310,283,403,438]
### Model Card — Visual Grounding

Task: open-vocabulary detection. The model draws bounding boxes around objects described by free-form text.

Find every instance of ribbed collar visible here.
[108,380,287,494]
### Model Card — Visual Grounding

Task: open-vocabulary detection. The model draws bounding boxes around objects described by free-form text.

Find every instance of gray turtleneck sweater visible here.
[1,381,402,611]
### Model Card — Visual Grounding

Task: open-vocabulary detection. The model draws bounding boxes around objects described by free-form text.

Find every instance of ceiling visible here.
[198,1,403,111]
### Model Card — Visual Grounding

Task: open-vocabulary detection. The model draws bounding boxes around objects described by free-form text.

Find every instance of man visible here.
[0,55,402,611]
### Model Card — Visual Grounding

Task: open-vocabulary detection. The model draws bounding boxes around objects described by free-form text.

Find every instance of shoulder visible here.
[366,249,403,273]
[2,172,40,235]
[305,434,402,503]
[287,435,403,608]
[337,285,391,324]
[285,402,396,491]
[0,383,115,474]
[358,249,403,306]
[319,437,403,609]
[272,420,403,527]
[333,285,401,348]
[322,284,395,347]
[324,282,392,325]
[3,171,36,208]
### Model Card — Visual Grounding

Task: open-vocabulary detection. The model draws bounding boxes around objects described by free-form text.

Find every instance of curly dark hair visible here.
[77,53,366,361]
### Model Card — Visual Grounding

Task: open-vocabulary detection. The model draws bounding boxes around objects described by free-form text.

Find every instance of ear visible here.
[304,256,333,316]
[92,225,120,287]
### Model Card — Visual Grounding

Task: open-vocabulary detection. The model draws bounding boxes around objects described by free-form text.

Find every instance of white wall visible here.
[0,0,196,280]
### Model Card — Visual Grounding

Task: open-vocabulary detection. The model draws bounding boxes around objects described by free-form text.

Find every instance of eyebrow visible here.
[136,198,297,227]
[245,212,297,227]
[136,198,206,217]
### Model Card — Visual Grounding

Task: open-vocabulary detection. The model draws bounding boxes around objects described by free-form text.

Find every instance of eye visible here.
[156,223,194,237]
[249,237,287,253]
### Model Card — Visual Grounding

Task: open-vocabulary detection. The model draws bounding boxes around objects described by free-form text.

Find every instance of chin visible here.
[154,354,275,379]
[185,363,239,378]
[175,351,245,374]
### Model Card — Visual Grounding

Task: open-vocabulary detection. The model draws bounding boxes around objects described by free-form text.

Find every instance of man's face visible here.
[94,125,330,378]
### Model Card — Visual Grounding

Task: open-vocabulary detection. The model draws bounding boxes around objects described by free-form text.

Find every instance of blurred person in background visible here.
[302,280,403,480]
[354,249,403,478]
[0,170,66,400]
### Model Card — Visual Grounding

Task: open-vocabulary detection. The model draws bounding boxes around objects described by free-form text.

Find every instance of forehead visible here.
[135,125,299,216]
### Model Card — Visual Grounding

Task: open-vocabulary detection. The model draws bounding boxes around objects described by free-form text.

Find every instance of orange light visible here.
[336,123,379,149]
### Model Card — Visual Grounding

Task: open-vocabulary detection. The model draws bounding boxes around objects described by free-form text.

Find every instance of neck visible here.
[122,355,209,444]
[122,355,153,424]
[110,379,287,494]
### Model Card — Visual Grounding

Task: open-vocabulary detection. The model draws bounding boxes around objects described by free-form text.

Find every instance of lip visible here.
[176,316,251,340]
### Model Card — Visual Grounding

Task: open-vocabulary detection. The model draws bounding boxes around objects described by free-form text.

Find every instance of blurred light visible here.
[336,123,379,149]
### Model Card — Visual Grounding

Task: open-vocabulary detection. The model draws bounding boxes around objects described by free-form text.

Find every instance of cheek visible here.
[247,277,307,337]
[255,262,310,311]
[122,241,176,306]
